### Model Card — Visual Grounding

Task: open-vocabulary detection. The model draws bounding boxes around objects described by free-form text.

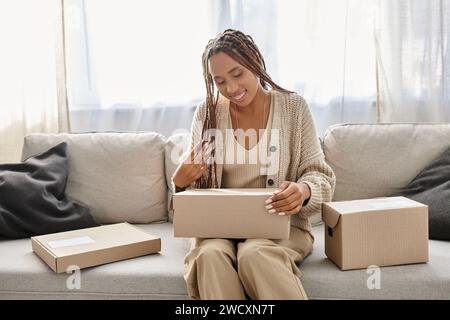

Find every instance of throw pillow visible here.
[0,142,99,239]
[391,145,450,240]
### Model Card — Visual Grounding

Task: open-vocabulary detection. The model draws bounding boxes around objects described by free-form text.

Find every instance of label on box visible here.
[47,236,95,249]
[368,200,416,210]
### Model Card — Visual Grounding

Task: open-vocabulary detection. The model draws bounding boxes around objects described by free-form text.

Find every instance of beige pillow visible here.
[22,132,167,224]
[323,123,450,201]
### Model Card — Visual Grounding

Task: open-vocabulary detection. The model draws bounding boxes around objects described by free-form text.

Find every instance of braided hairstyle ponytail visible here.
[195,29,293,188]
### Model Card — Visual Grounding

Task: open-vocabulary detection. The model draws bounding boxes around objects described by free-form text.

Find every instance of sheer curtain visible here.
[64,0,214,138]
[65,0,378,137]
[211,0,378,135]
[1,1,447,161]
[64,0,450,138]
[375,0,450,122]
[0,0,70,164]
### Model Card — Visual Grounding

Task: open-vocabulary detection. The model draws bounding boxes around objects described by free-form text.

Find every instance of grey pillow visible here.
[0,142,99,239]
[392,146,450,240]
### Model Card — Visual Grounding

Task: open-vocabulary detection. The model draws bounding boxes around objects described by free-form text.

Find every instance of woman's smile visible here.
[231,90,247,102]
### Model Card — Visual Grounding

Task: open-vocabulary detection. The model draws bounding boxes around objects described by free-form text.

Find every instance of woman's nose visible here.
[227,81,239,95]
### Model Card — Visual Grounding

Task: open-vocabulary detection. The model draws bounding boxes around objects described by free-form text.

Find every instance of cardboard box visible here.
[173,188,290,239]
[31,222,161,273]
[322,196,428,270]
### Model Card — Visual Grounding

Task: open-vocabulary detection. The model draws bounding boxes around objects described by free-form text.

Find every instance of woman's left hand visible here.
[265,181,311,216]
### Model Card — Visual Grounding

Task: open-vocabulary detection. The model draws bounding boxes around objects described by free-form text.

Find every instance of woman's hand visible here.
[172,140,212,189]
[265,181,311,216]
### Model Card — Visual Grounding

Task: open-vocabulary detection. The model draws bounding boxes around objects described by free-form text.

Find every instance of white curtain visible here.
[212,0,378,135]
[65,0,378,137]
[375,0,450,122]
[64,0,450,138]
[0,0,70,164]
[64,0,214,138]
[1,1,447,162]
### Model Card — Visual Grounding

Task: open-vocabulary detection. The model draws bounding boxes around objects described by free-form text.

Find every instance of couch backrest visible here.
[322,123,450,201]
[22,132,167,224]
[22,124,450,226]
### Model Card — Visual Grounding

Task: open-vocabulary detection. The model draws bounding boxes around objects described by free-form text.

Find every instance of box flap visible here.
[322,196,426,215]
[322,203,341,228]
[173,188,276,211]
[174,188,275,196]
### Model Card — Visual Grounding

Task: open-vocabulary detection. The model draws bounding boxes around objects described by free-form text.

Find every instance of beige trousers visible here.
[183,227,314,300]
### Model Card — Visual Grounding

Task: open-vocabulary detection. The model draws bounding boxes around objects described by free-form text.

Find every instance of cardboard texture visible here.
[173,188,291,239]
[31,222,161,273]
[322,196,429,270]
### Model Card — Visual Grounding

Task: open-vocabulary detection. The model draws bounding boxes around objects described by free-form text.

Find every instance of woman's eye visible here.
[233,73,242,78]
[216,81,225,86]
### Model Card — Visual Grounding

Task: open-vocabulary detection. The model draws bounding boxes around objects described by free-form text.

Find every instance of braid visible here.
[195,29,293,189]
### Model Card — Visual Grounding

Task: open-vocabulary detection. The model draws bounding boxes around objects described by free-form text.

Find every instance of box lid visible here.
[173,188,276,208]
[323,196,427,228]
[322,203,341,228]
[31,222,159,258]
[175,188,276,196]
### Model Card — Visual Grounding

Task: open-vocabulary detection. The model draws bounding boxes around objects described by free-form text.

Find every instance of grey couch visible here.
[1,123,450,300]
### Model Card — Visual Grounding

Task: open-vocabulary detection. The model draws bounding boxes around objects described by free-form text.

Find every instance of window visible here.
[64,0,378,136]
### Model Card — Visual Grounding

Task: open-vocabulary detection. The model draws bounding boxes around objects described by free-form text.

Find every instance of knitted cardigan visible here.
[177,89,336,233]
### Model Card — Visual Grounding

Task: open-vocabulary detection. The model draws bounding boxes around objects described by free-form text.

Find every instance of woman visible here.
[172,29,336,300]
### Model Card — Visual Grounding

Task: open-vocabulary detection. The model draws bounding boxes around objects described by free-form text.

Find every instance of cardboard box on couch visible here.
[31,223,161,273]
[322,196,428,270]
[173,188,290,239]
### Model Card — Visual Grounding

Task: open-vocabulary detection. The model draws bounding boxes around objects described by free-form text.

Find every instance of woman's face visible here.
[208,52,261,107]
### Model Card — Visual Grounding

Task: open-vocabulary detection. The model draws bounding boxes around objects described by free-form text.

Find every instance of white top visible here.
[222,96,274,188]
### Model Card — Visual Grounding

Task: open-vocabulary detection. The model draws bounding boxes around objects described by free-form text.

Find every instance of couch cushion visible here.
[1,224,449,299]
[0,223,190,299]
[21,133,167,224]
[322,123,450,201]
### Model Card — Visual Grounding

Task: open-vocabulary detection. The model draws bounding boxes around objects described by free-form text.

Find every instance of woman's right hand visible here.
[172,140,211,189]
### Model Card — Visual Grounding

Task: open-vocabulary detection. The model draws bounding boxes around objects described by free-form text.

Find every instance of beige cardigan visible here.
[179,89,336,233]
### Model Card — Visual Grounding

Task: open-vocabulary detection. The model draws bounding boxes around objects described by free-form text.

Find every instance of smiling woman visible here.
[209,52,271,151]
[172,29,336,300]
[209,53,262,108]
